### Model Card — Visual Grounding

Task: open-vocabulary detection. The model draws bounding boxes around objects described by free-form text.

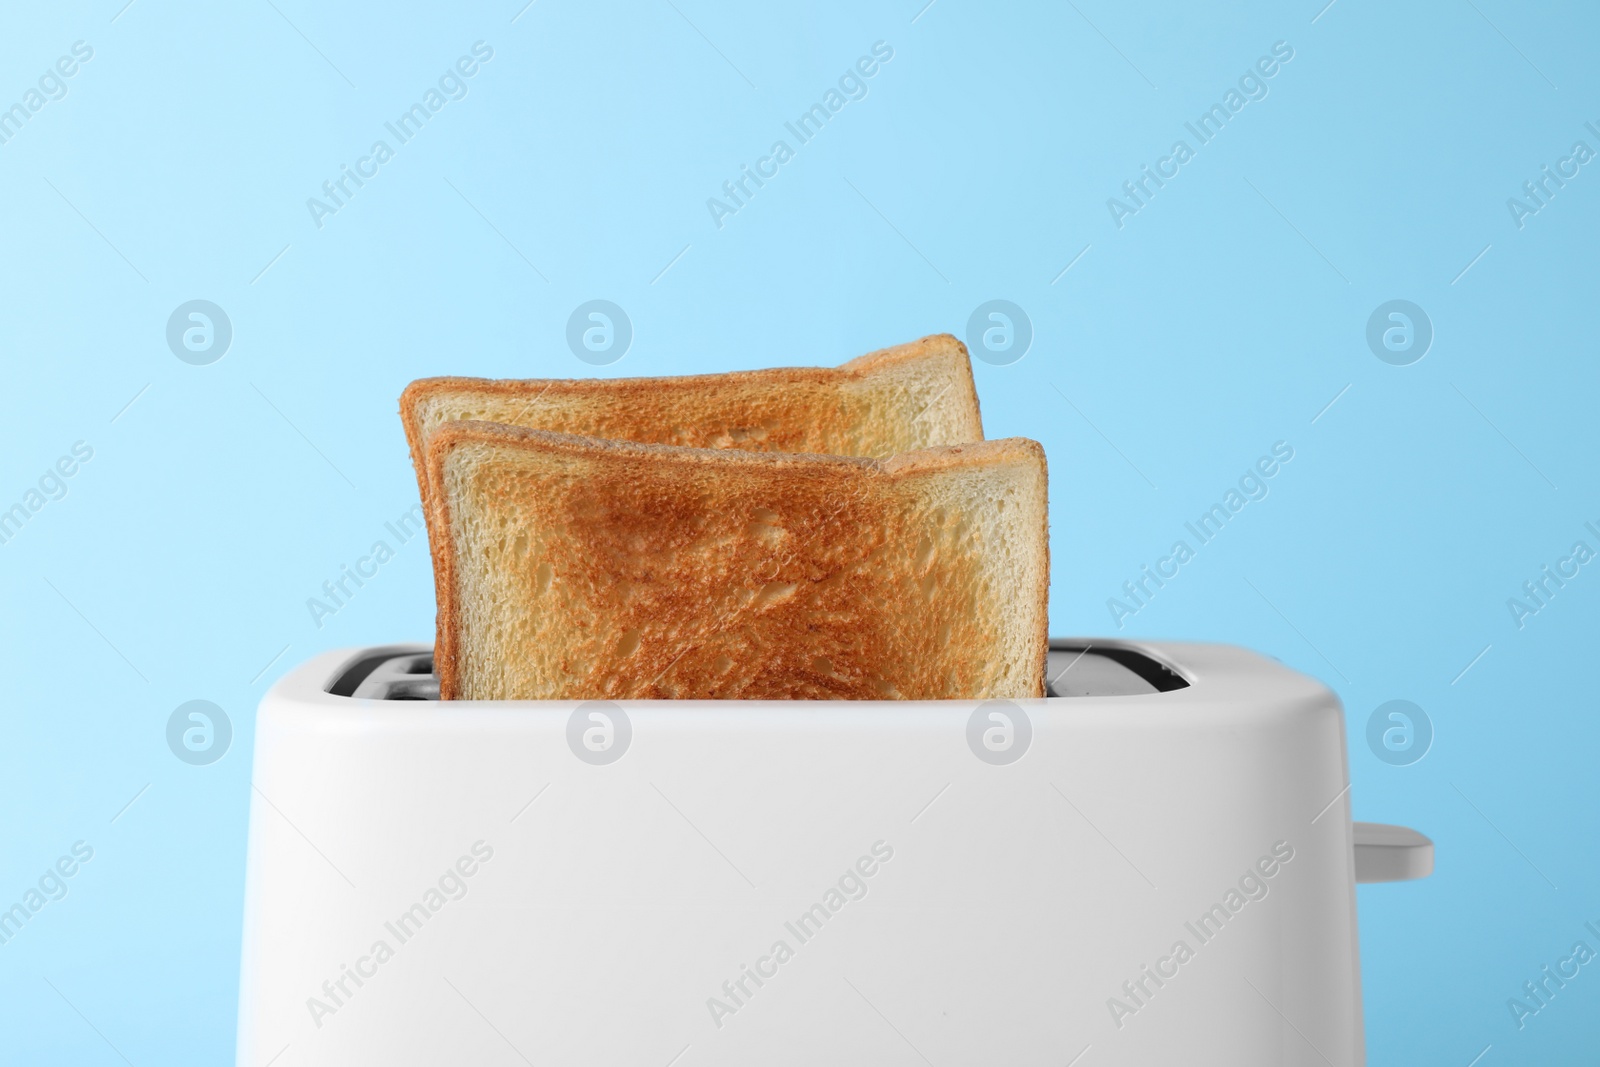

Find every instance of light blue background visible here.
[1,0,1595,1062]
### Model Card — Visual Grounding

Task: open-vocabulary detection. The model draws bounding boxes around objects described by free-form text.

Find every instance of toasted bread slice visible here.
[402,334,982,653]
[401,333,980,515]
[429,423,1048,701]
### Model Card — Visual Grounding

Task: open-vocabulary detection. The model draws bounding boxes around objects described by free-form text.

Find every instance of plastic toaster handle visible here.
[1352,822,1434,883]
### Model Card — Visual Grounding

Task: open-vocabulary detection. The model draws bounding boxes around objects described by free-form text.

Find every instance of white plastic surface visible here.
[238,640,1399,1067]
[1352,822,1434,883]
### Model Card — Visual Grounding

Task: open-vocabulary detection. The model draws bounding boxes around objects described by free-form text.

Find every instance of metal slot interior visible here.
[1045,642,1189,696]
[334,642,1188,701]
[348,652,440,700]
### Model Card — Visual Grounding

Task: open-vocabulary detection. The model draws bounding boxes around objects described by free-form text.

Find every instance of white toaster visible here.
[237,639,1431,1066]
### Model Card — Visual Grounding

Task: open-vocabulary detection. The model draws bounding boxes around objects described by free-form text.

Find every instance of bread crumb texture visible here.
[437,432,1046,702]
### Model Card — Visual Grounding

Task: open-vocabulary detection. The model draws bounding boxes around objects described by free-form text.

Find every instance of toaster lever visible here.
[1352,822,1434,883]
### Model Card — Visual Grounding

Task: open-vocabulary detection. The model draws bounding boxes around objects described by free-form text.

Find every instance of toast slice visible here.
[400,336,980,486]
[402,334,982,653]
[429,423,1048,701]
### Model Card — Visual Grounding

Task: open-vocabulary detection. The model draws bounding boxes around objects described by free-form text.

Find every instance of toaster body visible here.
[237,640,1430,1066]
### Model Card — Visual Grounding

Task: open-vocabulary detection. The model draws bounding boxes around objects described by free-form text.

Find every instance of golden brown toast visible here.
[428,423,1049,701]
[401,334,983,655]
[401,332,981,503]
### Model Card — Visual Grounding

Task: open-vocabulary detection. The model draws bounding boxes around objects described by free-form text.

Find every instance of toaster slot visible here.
[328,643,1189,701]
[1045,643,1189,697]
[327,647,439,700]
[349,652,440,700]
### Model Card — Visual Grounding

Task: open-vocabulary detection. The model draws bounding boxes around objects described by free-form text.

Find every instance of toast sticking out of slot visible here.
[429,424,1048,701]
[401,334,983,652]
[401,332,982,510]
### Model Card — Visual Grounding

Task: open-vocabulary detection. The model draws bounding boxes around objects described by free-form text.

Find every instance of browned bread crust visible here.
[400,334,983,655]
[429,423,1048,702]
